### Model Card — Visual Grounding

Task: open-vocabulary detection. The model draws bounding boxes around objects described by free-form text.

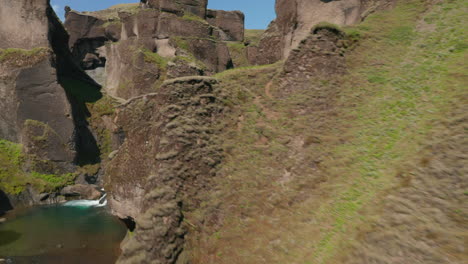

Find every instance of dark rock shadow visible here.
[0,190,13,216]
[0,230,21,246]
[46,5,103,166]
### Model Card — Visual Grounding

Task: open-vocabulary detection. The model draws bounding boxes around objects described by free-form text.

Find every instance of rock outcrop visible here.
[0,0,101,171]
[280,25,347,93]
[145,0,208,18]
[105,77,226,264]
[255,0,396,63]
[61,184,102,200]
[206,9,245,41]
[64,2,244,100]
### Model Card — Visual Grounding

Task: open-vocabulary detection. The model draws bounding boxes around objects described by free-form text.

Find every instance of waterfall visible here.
[63,193,107,208]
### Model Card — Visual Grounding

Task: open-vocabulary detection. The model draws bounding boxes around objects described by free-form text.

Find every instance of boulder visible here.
[61,184,102,200]
[206,9,245,41]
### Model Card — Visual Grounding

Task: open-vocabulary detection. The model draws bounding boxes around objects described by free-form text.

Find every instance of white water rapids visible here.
[63,193,108,207]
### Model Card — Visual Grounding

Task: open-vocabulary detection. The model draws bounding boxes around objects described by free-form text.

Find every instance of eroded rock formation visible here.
[105,77,226,263]
[64,2,244,100]
[206,9,245,41]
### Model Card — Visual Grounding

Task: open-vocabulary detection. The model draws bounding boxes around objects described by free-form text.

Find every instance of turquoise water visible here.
[0,204,126,264]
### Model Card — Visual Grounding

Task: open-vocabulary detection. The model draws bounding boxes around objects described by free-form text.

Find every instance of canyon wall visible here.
[0,0,101,172]
[64,1,244,100]
[105,77,226,263]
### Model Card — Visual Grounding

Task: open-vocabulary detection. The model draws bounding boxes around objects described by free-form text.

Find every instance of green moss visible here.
[87,95,116,117]
[0,139,26,194]
[0,47,50,67]
[227,42,250,68]
[142,49,169,69]
[181,12,207,24]
[31,172,76,192]
[87,95,119,159]
[23,119,54,142]
[0,138,76,194]
[171,36,190,52]
[80,3,140,20]
[312,22,344,35]
[101,20,122,29]
[244,29,265,46]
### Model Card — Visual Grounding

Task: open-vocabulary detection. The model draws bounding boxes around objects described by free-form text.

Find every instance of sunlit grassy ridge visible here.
[186,0,467,262]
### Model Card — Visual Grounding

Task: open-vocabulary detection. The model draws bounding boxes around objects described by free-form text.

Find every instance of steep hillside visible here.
[179,0,467,263]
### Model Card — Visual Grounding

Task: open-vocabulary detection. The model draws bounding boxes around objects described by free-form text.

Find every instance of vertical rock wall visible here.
[0,0,101,172]
[105,77,226,264]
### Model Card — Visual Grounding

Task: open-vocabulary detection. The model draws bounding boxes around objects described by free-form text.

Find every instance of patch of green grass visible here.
[171,36,190,51]
[101,20,122,29]
[31,172,76,192]
[226,42,250,68]
[0,138,77,194]
[0,47,50,67]
[213,61,283,79]
[81,3,140,20]
[181,12,207,24]
[0,139,26,194]
[141,49,169,69]
[244,29,264,46]
[87,95,116,117]
[87,95,119,159]
[312,22,344,35]
[309,0,468,261]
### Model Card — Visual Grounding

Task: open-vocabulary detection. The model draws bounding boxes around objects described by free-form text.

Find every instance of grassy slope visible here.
[186,0,467,263]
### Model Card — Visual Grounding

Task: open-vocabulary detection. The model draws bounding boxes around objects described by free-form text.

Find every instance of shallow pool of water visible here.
[0,203,126,264]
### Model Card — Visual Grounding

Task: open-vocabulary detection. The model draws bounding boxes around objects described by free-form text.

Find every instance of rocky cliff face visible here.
[104,77,226,263]
[255,0,396,64]
[64,1,244,100]
[0,0,101,173]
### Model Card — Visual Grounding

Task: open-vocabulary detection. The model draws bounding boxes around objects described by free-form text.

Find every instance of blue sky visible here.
[51,0,276,29]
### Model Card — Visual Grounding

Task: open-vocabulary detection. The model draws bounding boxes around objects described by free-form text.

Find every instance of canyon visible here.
[0,0,466,263]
